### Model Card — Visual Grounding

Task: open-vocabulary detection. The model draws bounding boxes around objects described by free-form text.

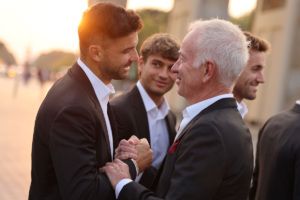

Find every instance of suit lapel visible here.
[130,86,151,142]
[165,112,176,144]
[107,102,118,157]
[175,98,237,142]
[69,63,112,159]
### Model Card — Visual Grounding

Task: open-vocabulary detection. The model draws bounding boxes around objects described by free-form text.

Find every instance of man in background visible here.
[233,31,270,118]
[111,33,179,188]
[249,100,300,200]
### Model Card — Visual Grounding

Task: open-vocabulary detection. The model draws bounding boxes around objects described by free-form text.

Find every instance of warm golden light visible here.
[228,0,257,18]
[127,0,174,11]
[0,0,87,63]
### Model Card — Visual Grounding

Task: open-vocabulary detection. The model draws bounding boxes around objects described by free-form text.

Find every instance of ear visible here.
[88,45,103,62]
[202,60,215,82]
[137,56,144,77]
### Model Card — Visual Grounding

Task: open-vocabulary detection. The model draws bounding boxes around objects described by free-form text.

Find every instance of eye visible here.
[152,61,162,68]
[252,65,262,71]
[122,48,133,54]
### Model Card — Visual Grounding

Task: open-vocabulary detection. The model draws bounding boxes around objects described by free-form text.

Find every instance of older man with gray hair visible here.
[103,19,253,200]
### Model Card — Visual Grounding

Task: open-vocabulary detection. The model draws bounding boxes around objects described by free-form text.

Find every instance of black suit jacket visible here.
[118,98,253,200]
[110,85,176,188]
[29,63,136,200]
[249,103,300,200]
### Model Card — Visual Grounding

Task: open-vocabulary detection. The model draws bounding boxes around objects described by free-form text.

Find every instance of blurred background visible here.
[0,0,299,199]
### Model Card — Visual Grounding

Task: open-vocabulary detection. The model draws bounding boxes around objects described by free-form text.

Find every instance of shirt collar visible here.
[296,100,300,105]
[136,81,169,118]
[77,58,115,102]
[236,100,248,118]
[183,93,234,119]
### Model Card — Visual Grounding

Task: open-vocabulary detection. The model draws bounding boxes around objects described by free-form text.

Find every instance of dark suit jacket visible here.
[118,98,253,200]
[29,63,136,200]
[110,85,177,188]
[249,103,300,200]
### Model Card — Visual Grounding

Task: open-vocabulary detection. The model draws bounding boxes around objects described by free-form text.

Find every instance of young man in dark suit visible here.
[110,33,179,188]
[103,19,254,200]
[29,3,152,200]
[249,100,300,200]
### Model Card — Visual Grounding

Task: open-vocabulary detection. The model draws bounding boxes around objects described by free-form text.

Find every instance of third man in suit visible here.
[249,100,300,200]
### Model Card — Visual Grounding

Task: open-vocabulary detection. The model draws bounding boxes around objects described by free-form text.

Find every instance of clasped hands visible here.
[103,135,153,188]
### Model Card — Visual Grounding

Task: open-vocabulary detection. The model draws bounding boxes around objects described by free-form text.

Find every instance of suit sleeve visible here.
[294,138,300,199]
[249,124,266,200]
[118,124,225,200]
[49,106,114,200]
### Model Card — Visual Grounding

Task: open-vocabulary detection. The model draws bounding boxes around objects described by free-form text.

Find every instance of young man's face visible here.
[98,32,139,83]
[233,49,266,102]
[139,54,176,100]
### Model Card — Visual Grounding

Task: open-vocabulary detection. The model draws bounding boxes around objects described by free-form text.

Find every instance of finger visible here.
[115,152,137,160]
[129,135,139,145]
[140,138,149,145]
[118,139,130,147]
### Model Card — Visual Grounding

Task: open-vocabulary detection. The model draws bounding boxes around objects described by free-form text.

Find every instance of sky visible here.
[0,0,256,64]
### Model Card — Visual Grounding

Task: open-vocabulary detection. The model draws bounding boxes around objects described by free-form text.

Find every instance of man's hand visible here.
[102,159,131,188]
[115,137,138,160]
[136,138,153,172]
[115,135,152,172]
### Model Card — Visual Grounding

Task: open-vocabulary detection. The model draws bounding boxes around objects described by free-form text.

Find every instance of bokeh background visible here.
[0,0,299,199]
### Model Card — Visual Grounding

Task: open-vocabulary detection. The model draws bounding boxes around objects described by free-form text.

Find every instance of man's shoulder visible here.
[111,86,141,107]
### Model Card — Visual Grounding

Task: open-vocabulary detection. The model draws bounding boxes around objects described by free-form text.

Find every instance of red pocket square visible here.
[168,140,180,154]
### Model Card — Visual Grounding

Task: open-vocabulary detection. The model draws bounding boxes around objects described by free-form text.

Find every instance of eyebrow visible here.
[152,59,164,64]
[122,46,135,52]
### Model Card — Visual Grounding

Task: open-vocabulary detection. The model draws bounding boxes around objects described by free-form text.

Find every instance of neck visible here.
[187,84,231,105]
[233,94,243,103]
[151,95,164,107]
[80,56,111,84]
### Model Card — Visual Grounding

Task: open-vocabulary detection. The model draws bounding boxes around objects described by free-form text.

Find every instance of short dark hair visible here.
[78,2,143,55]
[140,33,180,62]
[244,31,270,52]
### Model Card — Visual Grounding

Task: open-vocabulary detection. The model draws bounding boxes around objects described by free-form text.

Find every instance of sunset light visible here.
[228,0,257,18]
[0,0,87,63]
[127,0,174,11]
[0,0,257,64]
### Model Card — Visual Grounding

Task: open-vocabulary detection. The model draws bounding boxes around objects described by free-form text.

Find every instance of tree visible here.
[33,50,77,73]
[0,41,16,66]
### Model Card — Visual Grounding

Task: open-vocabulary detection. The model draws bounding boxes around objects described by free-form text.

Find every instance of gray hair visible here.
[188,19,249,87]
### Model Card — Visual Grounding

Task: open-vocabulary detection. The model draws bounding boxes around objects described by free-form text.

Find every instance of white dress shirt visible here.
[296,100,300,105]
[175,94,234,140]
[136,81,170,169]
[77,58,115,159]
[236,100,248,119]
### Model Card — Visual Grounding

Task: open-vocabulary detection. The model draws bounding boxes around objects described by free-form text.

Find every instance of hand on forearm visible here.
[102,159,131,188]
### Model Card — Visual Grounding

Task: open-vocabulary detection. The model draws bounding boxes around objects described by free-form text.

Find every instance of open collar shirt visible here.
[77,58,115,159]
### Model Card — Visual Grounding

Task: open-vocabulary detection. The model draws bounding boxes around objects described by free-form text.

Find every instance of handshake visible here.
[102,136,153,188]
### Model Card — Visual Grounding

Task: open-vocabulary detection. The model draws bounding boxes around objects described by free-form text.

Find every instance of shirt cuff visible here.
[115,178,132,199]
[135,172,143,182]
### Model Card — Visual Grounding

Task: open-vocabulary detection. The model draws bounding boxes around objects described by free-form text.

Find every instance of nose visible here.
[171,60,179,73]
[256,71,265,84]
[159,66,169,79]
[130,48,139,62]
